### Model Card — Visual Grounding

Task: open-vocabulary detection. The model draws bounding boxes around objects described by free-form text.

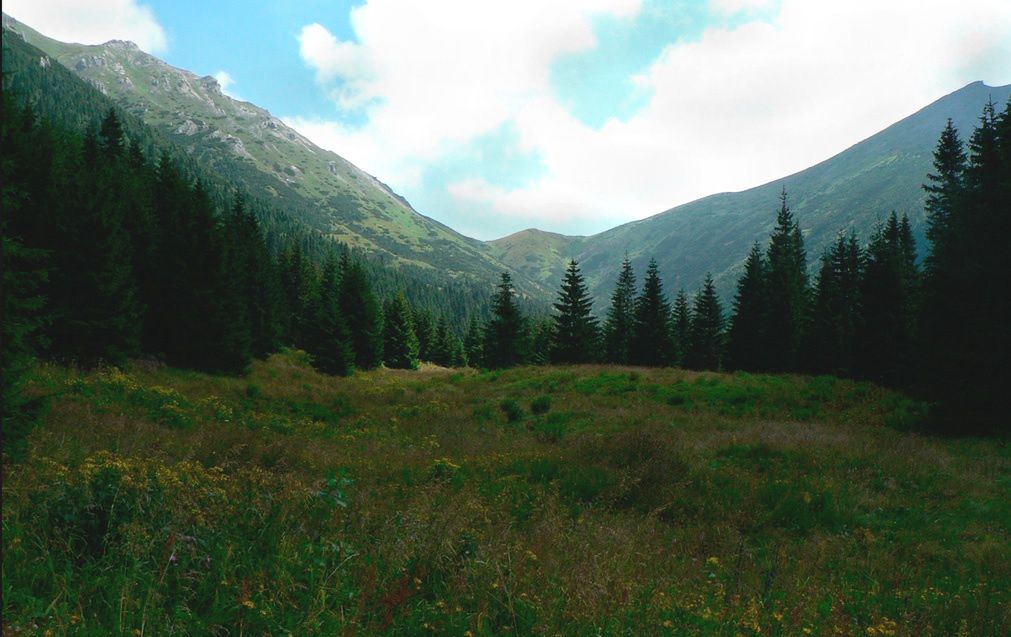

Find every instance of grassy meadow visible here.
[2,351,1008,635]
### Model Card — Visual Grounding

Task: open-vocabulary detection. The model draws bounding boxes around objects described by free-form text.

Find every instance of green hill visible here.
[491,81,1011,301]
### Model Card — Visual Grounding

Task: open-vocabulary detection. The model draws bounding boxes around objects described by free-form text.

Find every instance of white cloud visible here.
[4,0,168,53]
[213,70,240,99]
[290,0,1011,239]
[709,0,774,16]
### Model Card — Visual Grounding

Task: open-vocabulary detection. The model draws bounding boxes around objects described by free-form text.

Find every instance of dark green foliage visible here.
[430,315,465,367]
[500,399,525,423]
[550,260,598,364]
[805,233,863,375]
[602,256,636,364]
[383,292,420,370]
[686,275,725,371]
[483,273,528,369]
[303,255,354,376]
[530,395,552,415]
[527,318,556,366]
[0,230,48,461]
[338,254,384,370]
[630,259,673,366]
[856,213,919,385]
[919,101,1011,432]
[764,189,809,372]
[413,306,436,362]
[464,315,483,368]
[726,243,768,371]
[670,289,691,367]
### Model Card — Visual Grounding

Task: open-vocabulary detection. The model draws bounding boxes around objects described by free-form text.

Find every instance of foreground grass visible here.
[3,351,1008,635]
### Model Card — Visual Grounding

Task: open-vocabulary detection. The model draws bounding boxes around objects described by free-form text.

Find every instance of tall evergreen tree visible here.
[686,275,725,371]
[670,289,691,367]
[338,254,384,370]
[528,318,556,366]
[383,292,420,370]
[919,101,1010,431]
[550,260,599,364]
[483,272,527,368]
[764,188,809,372]
[602,255,636,364]
[923,118,966,270]
[412,307,436,362]
[303,255,354,376]
[630,259,673,366]
[464,315,484,368]
[805,233,863,375]
[226,198,283,358]
[726,242,768,371]
[857,213,919,385]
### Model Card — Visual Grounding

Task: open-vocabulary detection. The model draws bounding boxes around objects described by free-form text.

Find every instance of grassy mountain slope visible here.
[491,82,1011,302]
[2,13,534,293]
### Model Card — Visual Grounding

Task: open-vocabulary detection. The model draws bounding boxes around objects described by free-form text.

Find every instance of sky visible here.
[5,1,1011,240]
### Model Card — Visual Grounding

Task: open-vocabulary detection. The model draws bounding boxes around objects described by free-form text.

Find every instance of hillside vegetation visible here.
[4,353,1007,635]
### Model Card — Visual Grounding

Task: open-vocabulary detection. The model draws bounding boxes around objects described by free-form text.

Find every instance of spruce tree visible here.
[528,318,556,366]
[383,292,420,370]
[630,259,673,366]
[670,289,691,367]
[686,275,725,370]
[806,233,862,375]
[550,260,599,364]
[464,315,484,368]
[303,255,354,375]
[483,272,527,368]
[764,188,808,372]
[412,307,436,362]
[923,118,966,268]
[857,213,918,385]
[726,242,768,371]
[602,255,636,364]
[338,254,384,370]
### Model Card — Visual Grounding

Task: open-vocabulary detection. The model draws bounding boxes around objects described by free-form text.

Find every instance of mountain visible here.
[1,13,537,296]
[491,81,1011,302]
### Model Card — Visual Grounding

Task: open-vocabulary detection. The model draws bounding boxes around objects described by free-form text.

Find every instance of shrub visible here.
[500,399,525,423]
[530,395,551,415]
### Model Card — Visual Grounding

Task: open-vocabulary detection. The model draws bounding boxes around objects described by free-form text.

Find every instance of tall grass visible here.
[3,352,1007,635]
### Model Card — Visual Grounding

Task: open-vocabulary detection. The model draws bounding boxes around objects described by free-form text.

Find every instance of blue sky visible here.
[6,0,1010,239]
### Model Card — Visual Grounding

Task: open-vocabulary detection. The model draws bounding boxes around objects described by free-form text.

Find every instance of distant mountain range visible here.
[491,81,1011,301]
[4,13,1008,307]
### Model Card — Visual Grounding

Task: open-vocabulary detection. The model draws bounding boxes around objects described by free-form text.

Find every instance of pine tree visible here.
[412,307,436,362]
[806,233,862,375]
[726,242,768,371]
[670,289,691,367]
[464,315,484,368]
[338,254,384,370]
[226,198,283,358]
[483,272,527,368]
[923,119,966,268]
[686,275,725,370]
[383,292,420,370]
[550,260,598,364]
[303,255,354,375]
[528,318,555,365]
[602,255,636,364]
[98,108,125,158]
[630,259,673,366]
[857,213,918,385]
[764,188,808,372]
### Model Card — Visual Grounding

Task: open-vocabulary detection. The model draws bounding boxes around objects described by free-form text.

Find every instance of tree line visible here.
[468,100,1009,433]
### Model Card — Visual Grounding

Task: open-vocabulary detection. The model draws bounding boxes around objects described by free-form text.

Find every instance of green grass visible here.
[3,352,1008,635]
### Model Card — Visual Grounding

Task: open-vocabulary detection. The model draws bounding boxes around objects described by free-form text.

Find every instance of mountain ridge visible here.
[1,13,544,298]
[489,80,1011,302]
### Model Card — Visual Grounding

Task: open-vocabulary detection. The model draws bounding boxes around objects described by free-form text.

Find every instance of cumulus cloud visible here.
[4,0,168,53]
[290,0,1011,239]
[213,70,240,99]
